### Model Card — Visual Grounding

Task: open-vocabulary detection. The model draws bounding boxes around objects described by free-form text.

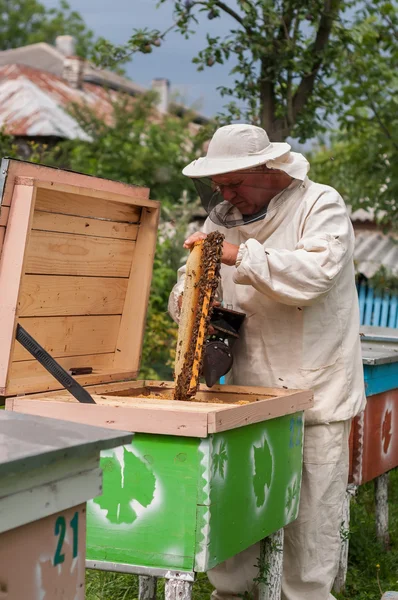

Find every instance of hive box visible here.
[0,411,131,600]
[349,327,398,485]
[1,159,313,575]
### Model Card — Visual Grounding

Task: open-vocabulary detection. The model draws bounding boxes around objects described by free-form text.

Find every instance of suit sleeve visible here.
[233,190,355,306]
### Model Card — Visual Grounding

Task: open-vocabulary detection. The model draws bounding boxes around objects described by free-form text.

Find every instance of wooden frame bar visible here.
[6,385,313,437]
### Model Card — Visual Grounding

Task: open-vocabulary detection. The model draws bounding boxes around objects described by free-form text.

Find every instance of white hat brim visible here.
[183,142,291,178]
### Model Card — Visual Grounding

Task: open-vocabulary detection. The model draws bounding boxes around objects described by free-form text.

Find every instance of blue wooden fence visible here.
[358,282,398,328]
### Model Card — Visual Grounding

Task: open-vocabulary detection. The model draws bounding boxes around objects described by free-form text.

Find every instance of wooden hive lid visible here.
[0,159,160,397]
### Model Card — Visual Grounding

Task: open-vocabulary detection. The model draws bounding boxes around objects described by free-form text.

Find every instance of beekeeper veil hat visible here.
[183,124,310,228]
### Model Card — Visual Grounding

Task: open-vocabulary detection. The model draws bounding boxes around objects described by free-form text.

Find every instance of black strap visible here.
[16,324,96,404]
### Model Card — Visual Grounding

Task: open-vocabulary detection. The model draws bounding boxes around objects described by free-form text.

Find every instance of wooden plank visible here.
[116,382,274,403]
[0,206,9,226]
[113,206,160,371]
[35,188,142,223]
[33,178,157,209]
[207,390,313,433]
[375,473,390,549]
[13,315,121,361]
[0,226,4,250]
[6,352,115,394]
[199,382,301,398]
[6,369,137,398]
[28,393,224,412]
[17,381,312,416]
[9,385,313,436]
[20,379,146,399]
[18,275,128,317]
[0,184,36,395]
[7,162,150,201]
[8,399,209,437]
[25,230,135,277]
[32,210,139,240]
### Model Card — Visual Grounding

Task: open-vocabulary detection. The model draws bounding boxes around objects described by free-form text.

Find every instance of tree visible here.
[0,0,94,56]
[92,0,356,142]
[62,92,197,206]
[311,0,398,228]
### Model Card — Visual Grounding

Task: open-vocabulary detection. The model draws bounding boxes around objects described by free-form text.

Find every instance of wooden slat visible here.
[18,275,128,317]
[198,382,300,397]
[207,390,313,433]
[25,231,135,277]
[35,188,142,222]
[21,379,147,400]
[6,161,150,202]
[33,179,156,209]
[5,354,123,396]
[105,383,275,403]
[0,206,9,226]
[8,399,209,438]
[7,387,313,437]
[32,211,139,240]
[113,206,159,371]
[27,393,225,412]
[0,184,37,395]
[0,226,4,250]
[7,370,137,397]
[13,315,121,361]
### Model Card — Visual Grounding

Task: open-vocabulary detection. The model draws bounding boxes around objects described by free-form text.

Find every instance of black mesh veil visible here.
[192,177,272,228]
[192,175,300,229]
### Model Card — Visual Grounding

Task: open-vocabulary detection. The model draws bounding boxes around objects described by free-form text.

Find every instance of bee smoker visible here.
[202,306,246,387]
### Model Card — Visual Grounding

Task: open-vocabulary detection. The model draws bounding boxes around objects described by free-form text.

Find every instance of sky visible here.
[42,0,241,118]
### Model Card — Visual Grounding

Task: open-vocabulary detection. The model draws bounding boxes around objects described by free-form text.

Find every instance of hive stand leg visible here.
[333,484,357,594]
[165,578,193,600]
[139,576,157,600]
[375,472,390,550]
[258,529,284,600]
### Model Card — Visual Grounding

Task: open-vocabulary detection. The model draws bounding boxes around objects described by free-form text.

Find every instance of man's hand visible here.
[183,232,239,267]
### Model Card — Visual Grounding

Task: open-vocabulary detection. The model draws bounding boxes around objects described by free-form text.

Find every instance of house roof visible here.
[0,64,116,139]
[0,42,146,96]
[348,206,388,223]
[354,231,398,278]
[0,41,209,127]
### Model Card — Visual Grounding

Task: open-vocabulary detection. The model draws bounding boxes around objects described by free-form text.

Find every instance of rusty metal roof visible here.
[0,64,117,139]
[0,42,146,96]
[348,206,388,223]
[0,42,209,126]
[354,231,398,278]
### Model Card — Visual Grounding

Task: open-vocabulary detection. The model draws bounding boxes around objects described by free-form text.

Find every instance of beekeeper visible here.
[168,124,365,600]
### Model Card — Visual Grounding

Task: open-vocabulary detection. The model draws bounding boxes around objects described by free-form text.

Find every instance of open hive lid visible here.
[0,158,160,397]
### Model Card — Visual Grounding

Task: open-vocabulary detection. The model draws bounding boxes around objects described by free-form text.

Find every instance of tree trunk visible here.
[259,68,289,141]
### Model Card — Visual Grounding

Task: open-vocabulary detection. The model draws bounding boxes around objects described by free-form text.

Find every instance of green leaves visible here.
[0,0,94,57]
[311,0,398,229]
[87,0,354,140]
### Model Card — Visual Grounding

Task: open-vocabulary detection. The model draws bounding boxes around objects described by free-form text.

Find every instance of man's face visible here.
[211,168,291,215]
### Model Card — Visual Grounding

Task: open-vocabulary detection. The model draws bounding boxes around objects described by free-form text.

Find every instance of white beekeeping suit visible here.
[168,125,366,600]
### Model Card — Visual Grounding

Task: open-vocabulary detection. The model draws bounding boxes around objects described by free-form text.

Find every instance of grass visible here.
[86,470,398,600]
